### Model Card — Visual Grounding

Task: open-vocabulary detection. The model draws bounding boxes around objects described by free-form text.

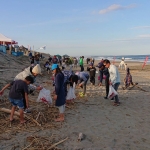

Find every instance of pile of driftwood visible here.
[23,135,68,150]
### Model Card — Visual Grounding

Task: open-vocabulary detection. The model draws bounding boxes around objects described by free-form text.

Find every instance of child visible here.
[87,63,96,85]
[44,61,51,74]
[0,76,34,124]
[52,64,66,122]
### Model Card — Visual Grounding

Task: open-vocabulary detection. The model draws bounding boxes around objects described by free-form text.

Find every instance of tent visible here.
[56,54,62,58]
[63,54,69,58]
[0,33,18,45]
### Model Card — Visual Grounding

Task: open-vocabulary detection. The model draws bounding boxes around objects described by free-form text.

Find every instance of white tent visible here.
[0,33,17,44]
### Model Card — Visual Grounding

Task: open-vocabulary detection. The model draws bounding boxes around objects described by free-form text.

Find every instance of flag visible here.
[40,46,46,50]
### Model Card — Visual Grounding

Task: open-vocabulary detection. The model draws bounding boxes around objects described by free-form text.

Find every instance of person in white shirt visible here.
[103,59,121,106]
[119,59,126,70]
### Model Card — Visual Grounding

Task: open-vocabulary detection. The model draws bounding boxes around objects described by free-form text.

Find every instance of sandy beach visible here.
[0,55,150,150]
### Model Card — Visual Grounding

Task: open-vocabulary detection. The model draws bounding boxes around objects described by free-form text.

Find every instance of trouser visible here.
[90,76,95,85]
[82,76,89,95]
[80,65,84,72]
[113,83,120,103]
[99,70,103,83]
[105,77,109,97]
[58,105,65,113]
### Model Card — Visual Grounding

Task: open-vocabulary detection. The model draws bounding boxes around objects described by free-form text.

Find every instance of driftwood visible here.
[48,137,68,149]
[122,83,138,90]
[122,83,148,92]
[0,108,41,127]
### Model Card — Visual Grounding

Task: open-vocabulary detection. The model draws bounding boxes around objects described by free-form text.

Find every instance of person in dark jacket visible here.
[52,55,58,64]
[52,64,66,122]
[87,63,96,85]
[62,70,78,97]
[96,59,104,86]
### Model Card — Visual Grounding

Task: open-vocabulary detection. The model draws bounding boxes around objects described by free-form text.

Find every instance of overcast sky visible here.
[1,0,150,56]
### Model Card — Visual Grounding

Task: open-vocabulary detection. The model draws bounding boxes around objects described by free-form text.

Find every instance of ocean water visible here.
[90,55,150,63]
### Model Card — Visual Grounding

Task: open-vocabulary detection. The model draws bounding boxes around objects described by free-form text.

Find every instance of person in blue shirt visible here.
[52,64,66,122]
[75,71,89,95]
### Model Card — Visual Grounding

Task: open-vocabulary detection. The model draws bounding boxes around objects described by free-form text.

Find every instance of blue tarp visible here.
[12,51,24,56]
[0,45,6,53]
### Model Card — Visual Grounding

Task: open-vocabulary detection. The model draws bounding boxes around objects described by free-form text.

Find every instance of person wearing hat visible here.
[51,64,66,122]
[14,64,43,113]
[87,63,96,85]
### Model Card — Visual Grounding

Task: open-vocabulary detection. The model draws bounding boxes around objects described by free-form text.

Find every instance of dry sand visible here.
[0,54,150,150]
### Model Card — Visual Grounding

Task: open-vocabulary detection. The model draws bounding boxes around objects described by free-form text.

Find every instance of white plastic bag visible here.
[108,85,118,99]
[37,88,52,104]
[66,83,76,100]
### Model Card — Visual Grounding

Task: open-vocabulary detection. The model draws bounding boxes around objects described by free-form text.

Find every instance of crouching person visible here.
[52,64,66,122]
[0,76,34,124]
[75,71,89,95]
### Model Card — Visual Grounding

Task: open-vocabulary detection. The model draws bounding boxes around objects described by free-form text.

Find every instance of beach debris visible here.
[77,132,84,142]
[0,107,41,127]
[122,83,148,92]
[22,135,68,150]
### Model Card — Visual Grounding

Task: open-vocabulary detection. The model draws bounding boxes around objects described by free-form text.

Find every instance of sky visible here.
[1,0,150,56]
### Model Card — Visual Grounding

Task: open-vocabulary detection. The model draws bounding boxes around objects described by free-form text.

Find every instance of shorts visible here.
[9,98,24,109]
[58,105,65,113]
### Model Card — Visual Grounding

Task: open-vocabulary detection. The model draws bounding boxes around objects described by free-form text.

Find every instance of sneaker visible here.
[24,108,31,113]
[104,96,108,99]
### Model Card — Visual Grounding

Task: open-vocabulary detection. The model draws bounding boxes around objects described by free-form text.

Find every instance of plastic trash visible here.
[108,85,118,99]
[37,88,52,104]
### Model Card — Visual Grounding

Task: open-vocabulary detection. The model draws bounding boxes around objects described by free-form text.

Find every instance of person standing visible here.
[87,63,96,85]
[52,55,58,64]
[48,56,52,64]
[96,59,104,86]
[79,56,84,71]
[103,59,121,106]
[52,64,66,122]
[103,67,110,99]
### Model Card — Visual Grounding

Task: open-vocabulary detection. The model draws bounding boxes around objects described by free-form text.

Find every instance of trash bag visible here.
[66,83,76,100]
[108,85,118,99]
[37,88,52,104]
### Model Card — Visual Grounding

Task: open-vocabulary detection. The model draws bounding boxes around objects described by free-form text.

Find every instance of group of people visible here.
[0,54,134,124]
[29,52,43,65]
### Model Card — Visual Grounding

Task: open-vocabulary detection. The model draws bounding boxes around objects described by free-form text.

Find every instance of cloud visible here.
[99,4,136,14]
[131,26,150,29]
[138,34,150,38]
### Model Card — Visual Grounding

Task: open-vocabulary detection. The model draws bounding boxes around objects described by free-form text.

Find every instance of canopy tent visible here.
[63,54,69,58]
[0,33,18,45]
[56,54,62,58]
